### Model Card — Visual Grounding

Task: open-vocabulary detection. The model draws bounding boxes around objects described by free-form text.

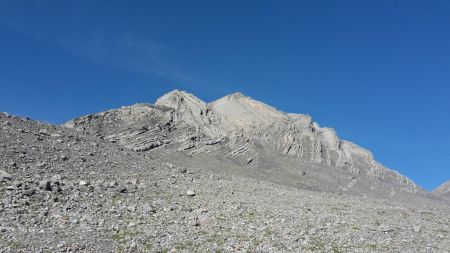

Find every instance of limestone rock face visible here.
[155,89,208,126]
[209,92,287,132]
[65,90,423,199]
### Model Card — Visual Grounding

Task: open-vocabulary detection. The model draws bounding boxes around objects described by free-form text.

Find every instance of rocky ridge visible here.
[66,90,422,200]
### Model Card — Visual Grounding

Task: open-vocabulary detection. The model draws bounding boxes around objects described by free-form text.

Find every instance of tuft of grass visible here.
[306,238,325,251]
[8,240,24,249]
[351,225,361,231]
[264,228,273,237]
[174,240,194,250]
[401,212,410,219]
[112,229,140,241]
[332,245,344,253]
[367,243,377,250]
[117,245,126,253]
[436,229,448,235]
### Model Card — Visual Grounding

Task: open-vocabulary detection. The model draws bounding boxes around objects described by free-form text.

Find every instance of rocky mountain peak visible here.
[155,89,207,110]
[155,90,209,127]
[434,180,450,197]
[224,92,247,101]
[209,92,287,131]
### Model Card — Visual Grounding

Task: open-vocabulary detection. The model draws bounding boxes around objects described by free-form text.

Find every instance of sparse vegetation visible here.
[367,243,377,250]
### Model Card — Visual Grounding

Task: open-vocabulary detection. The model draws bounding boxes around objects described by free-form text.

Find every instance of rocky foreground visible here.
[1,91,450,252]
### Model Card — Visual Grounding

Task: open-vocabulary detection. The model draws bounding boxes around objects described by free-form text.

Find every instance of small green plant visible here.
[351,225,361,231]
[306,238,325,251]
[264,228,273,237]
[367,243,377,250]
[112,229,140,241]
[174,240,194,250]
[117,245,126,253]
[332,245,344,253]
[8,240,24,249]
[436,229,448,235]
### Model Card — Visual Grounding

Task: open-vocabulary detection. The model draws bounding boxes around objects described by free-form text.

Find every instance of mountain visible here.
[434,180,450,197]
[1,91,449,252]
[65,90,423,201]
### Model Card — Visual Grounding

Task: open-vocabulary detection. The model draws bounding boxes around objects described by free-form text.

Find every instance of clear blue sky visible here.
[1,0,449,190]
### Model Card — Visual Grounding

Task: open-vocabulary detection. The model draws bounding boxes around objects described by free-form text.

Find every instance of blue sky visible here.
[1,0,449,190]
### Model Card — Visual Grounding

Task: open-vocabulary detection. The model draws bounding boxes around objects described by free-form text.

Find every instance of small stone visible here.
[39,180,52,191]
[39,210,49,217]
[107,181,118,188]
[179,167,187,173]
[79,180,90,186]
[129,179,138,185]
[51,174,62,185]
[118,187,127,193]
[57,241,66,248]
[186,190,196,196]
[413,225,421,233]
[0,226,12,233]
[12,181,22,188]
[36,162,47,168]
[23,188,36,197]
[97,219,105,226]
[142,204,156,214]
[380,225,394,233]
[0,169,12,181]
[196,212,213,226]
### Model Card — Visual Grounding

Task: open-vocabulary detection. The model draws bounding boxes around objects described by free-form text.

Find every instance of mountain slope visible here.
[65,90,425,201]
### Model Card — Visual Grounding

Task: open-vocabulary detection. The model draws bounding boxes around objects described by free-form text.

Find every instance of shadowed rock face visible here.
[65,90,425,200]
